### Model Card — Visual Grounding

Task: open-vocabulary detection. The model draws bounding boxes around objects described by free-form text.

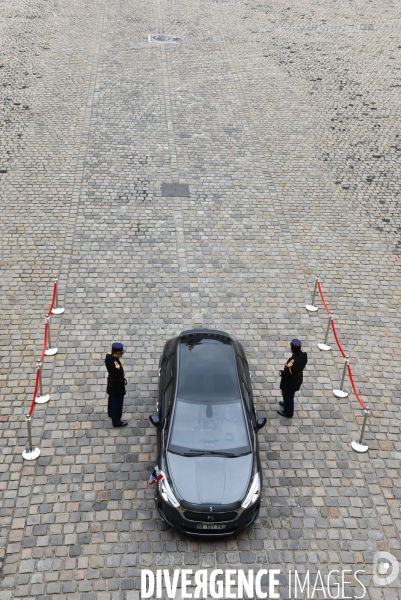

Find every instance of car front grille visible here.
[183,511,238,523]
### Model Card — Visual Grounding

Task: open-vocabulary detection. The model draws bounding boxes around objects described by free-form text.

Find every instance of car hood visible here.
[167,452,253,505]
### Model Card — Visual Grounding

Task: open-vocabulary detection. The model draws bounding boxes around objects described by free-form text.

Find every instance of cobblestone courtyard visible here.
[1,0,401,598]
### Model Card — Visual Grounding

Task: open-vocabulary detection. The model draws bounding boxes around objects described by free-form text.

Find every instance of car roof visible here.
[176,331,241,401]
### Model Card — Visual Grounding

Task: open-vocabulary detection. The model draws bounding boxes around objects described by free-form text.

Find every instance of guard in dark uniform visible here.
[105,342,128,428]
[277,339,308,419]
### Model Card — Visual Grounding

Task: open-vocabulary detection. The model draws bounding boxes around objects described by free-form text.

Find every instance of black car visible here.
[149,329,266,536]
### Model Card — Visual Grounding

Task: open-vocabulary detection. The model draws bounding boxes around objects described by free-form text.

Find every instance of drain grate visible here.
[161,183,190,197]
[148,34,178,43]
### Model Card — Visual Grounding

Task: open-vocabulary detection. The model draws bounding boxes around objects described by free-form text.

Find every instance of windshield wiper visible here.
[183,450,236,457]
[183,451,205,456]
[209,451,236,457]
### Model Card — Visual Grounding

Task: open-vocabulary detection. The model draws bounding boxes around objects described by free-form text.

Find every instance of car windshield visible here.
[176,336,241,401]
[168,398,251,455]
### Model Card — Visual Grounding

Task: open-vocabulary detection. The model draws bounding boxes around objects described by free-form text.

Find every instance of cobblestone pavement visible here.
[1,0,401,598]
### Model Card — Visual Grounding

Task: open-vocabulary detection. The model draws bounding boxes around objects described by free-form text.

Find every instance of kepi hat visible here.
[111,342,125,354]
[290,339,302,352]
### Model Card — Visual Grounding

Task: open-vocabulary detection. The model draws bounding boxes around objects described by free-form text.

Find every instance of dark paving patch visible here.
[161,182,190,197]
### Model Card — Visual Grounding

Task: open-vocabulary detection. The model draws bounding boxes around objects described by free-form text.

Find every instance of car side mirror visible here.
[149,415,160,428]
[255,417,267,432]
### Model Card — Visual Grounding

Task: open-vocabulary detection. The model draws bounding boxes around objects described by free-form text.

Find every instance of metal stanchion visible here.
[51,277,65,315]
[317,313,332,351]
[333,355,350,398]
[351,408,370,453]
[22,415,41,460]
[305,276,319,312]
[35,361,50,404]
[44,315,58,356]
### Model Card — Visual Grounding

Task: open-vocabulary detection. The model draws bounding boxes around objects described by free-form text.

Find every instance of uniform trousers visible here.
[108,395,124,426]
[281,389,296,418]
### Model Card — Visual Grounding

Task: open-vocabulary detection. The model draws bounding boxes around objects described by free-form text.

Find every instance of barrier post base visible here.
[351,440,369,453]
[305,304,318,312]
[35,394,50,404]
[333,389,349,399]
[22,447,41,460]
[318,343,331,351]
[52,307,65,315]
[45,347,58,356]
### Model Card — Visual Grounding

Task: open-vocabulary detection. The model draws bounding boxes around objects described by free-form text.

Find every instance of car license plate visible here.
[196,524,226,530]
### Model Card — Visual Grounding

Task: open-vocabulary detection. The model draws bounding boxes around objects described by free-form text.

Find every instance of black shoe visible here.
[113,421,128,428]
[279,401,285,408]
[277,410,292,419]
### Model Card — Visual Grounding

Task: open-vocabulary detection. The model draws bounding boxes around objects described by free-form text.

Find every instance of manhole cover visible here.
[148,34,177,43]
[161,183,190,197]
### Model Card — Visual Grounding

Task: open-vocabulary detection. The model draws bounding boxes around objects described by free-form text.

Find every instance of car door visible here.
[161,339,177,426]
[242,355,256,418]
[158,340,171,418]
[235,346,257,428]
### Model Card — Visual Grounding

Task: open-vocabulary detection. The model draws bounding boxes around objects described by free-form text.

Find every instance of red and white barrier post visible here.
[35,360,50,404]
[305,276,319,312]
[51,277,64,315]
[44,315,58,356]
[351,408,370,453]
[333,355,350,399]
[318,313,332,351]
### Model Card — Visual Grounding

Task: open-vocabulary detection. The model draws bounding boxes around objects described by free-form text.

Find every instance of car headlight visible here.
[241,472,260,509]
[159,477,180,508]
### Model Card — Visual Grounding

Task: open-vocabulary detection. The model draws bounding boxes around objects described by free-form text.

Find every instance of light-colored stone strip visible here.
[159,46,180,183]
[156,0,200,328]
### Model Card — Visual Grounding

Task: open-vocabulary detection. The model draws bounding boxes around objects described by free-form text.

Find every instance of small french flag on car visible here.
[148,466,164,485]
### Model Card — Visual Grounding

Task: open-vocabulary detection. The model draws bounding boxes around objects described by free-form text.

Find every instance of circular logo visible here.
[373,552,399,586]
[153,34,173,42]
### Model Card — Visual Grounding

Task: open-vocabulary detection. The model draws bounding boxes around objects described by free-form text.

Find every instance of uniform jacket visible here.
[105,353,126,396]
[280,350,308,392]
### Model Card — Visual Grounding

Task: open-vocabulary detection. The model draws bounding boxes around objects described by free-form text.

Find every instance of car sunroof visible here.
[177,336,241,401]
